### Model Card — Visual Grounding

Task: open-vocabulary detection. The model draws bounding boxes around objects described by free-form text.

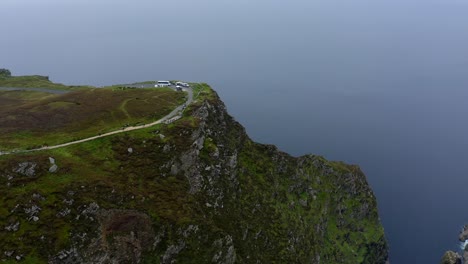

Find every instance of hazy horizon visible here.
[3,1,468,262]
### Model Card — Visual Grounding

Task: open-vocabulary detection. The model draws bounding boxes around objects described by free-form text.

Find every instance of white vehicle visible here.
[155,81,171,87]
[175,82,190,88]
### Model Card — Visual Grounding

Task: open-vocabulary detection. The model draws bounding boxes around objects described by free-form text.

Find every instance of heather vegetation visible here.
[0,87,185,151]
[0,69,93,90]
[0,75,73,90]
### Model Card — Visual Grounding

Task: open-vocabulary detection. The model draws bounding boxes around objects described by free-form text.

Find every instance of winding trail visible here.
[0,87,193,156]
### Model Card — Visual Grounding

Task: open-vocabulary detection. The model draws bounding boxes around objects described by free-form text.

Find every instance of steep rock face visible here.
[161,95,389,263]
[0,86,388,263]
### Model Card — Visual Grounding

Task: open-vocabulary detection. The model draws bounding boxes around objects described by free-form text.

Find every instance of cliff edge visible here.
[0,84,388,263]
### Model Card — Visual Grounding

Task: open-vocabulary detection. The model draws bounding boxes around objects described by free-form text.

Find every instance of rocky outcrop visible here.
[83,209,154,263]
[441,251,462,264]
[14,162,37,177]
[441,225,468,263]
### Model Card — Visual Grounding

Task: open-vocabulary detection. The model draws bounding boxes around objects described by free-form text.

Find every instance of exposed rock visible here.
[50,247,82,263]
[63,198,74,205]
[162,241,186,264]
[181,225,199,238]
[153,229,166,249]
[4,174,13,181]
[179,148,203,194]
[4,221,20,232]
[212,235,236,264]
[460,225,468,242]
[14,162,37,177]
[83,209,154,264]
[163,144,171,153]
[56,208,71,218]
[48,157,58,173]
[49,164,58,173]
[440,251,462,264]
[24,204,41,219]
[80,202,100,221]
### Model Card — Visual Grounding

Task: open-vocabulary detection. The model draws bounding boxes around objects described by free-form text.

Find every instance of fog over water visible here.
[2,0,468,262]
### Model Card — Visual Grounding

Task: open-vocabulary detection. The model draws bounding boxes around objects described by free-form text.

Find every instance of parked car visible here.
[175,81,190,88]
[155,81,171,87]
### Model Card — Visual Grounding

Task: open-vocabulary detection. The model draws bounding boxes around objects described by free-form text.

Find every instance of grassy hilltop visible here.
[0,78,186,151]
[0,74,388,263]
[0,71,93,90]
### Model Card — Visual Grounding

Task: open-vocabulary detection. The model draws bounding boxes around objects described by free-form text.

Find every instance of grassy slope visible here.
[0,75,95,90]
[0,87,186,151]
[0,84,209,262]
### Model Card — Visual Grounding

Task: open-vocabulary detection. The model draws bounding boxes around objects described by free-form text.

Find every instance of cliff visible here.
[0,84,388,263]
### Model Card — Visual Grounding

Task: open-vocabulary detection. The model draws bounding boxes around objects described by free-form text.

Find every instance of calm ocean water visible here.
[2,0,468,262]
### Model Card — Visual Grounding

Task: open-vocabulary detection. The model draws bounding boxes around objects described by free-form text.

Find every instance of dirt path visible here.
[0,87,193,156]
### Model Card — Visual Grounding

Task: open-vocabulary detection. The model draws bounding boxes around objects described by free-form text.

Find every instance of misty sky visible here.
[3,1,468,263]
[4,0,468,88]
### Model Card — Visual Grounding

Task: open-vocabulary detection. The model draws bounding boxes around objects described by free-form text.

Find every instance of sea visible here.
[2,0,468,262]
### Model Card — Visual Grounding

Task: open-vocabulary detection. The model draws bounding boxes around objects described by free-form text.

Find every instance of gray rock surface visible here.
[49,164,58,173]
[4,221,20,232]
[14,162,37,177]
[48,157,58,173]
